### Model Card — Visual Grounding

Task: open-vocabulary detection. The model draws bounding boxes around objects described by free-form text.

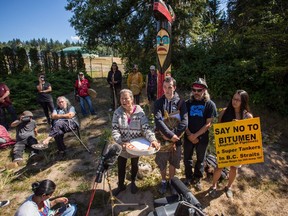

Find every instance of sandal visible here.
[31,143,49,150]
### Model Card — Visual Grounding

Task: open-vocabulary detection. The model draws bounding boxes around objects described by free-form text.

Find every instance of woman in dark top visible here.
[209,90,253,198]
[36,74,54,125]
[107,62,122,111]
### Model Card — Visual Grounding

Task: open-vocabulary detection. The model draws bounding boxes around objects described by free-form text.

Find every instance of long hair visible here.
[57,96,71,107]
[221,90,251,123]
[110,62,118,71]
[32,179,56,196]
[190,89,211,102]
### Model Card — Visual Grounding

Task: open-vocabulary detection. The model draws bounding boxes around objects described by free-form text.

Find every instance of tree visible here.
[16,47,30,73]
[29,47,42,73]
[66,0,210,69]
[0,48,9,77]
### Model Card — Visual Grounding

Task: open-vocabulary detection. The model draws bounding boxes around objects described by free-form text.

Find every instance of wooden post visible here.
[153,0,175,98]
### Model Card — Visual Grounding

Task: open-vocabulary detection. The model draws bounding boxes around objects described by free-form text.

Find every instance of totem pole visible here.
[153,0,175,98]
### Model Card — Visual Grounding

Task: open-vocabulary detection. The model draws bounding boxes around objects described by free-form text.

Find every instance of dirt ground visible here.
[0,78,287,216]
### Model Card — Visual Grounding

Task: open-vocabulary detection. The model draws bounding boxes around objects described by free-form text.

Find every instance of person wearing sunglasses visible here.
[36,74,54,125]
[184,78,217,191]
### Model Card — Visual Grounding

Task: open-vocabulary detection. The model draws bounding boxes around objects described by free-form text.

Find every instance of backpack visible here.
[205,154,229,182]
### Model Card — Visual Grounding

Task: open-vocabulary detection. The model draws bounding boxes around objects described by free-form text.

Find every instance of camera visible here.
[21,116,31,122]
[148,177,205,216]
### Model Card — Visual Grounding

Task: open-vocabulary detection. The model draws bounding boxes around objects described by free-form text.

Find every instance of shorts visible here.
[155,146,181,170]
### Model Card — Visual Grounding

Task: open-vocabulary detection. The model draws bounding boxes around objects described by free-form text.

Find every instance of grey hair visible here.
[57,96,71,107]
[120,89,134,101]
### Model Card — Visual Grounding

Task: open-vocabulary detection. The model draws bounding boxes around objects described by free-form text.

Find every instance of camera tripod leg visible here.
[106,173,142,216]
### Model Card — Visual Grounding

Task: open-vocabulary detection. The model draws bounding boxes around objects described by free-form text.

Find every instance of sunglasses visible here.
[192,88,203,93]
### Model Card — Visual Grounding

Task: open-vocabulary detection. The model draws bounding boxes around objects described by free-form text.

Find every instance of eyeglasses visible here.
[58,101,65,103]
[40,76,45,79]
[232,98,241,102]
[192,88,203,93]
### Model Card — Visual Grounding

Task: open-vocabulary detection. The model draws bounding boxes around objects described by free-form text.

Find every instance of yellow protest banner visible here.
[213,117,264,168]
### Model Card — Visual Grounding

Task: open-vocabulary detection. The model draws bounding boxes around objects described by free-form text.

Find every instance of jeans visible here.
[13,136,38,160]
[183,137,209,179]
[49,119,78,151]
[0,105,17,129]
[79,96,96,116]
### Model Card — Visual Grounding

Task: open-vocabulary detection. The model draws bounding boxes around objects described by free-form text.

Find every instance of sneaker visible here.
[112,185,126,196]
[158,181,167,195]
[208,187,217,198]
[13,158,25,166]
[225,187,233,198]
[131,181,138,194]
[0,200,10,208]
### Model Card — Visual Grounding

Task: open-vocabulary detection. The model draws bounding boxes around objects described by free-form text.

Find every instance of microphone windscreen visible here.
[171,177,202,208]
[103,143,122,166]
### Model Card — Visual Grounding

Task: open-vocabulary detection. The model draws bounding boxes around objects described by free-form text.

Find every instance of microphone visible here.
[95,143,122,183]
[170,177,202,209]
[103,143,122,166]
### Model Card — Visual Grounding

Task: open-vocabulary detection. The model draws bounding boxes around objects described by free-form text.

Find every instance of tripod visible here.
[105,171,140,216]
[86,170,141,216]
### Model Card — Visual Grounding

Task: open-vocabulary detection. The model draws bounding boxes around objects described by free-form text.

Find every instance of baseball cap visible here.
[23,110,33,117]
[79,72,84,75]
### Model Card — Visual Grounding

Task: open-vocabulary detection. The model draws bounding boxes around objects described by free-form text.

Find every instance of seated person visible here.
[11,111,39,164]
[42,96,79,156]
[0,125,14,145]
[15,179,77,216]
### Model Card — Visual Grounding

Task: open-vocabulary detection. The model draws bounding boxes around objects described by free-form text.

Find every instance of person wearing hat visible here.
[74,72,96,116]
[11,110,39,165]
[183,78,217,191]
[127,64,143,105]
[36,73,55,125]
[146,65,158,103]
[107,62,122,111]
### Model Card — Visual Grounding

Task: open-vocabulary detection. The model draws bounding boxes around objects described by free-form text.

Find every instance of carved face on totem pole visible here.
[156,28,171,73]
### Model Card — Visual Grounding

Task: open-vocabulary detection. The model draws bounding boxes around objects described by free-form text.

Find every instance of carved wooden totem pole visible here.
[153,0,175,98]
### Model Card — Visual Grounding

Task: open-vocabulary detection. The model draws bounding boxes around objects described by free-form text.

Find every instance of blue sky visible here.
[0,0,78,43]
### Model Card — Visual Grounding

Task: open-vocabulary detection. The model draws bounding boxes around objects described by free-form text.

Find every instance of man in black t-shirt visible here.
[184,78,217,191]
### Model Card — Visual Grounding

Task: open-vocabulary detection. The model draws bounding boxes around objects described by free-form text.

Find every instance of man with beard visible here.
[184,78,217,191]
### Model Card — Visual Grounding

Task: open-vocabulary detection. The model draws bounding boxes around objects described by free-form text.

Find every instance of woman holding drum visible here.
[111,89,159,196]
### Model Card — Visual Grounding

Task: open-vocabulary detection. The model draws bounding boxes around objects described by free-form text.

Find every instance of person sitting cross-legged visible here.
[42,96,79,156]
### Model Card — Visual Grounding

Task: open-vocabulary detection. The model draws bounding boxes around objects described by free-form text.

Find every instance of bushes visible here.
[0,71,77,113]
[172,42,288,115]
